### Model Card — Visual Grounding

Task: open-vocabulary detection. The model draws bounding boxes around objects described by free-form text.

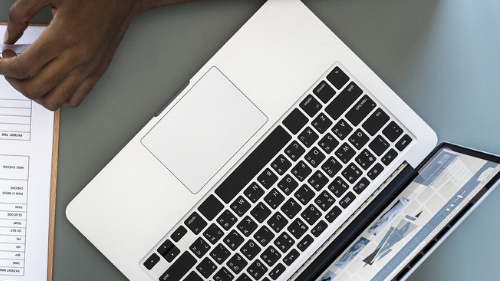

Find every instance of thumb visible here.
[4,0,51,44]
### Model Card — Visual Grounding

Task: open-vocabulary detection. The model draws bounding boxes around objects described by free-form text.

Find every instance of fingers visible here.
[1,49,17,59]
[4,47,91,100]
[29,55,108,110]
[4,0,51,44]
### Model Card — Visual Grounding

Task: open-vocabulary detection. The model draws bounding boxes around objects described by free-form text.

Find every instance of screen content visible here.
[317,147,500,281]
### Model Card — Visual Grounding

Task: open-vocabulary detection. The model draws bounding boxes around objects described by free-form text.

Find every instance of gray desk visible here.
[2,1,500,280]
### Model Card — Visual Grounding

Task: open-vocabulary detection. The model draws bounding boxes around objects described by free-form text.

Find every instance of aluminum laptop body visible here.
[66,0,437,280]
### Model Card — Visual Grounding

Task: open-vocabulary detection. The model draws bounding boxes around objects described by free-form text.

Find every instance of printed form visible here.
[0,26,54,280]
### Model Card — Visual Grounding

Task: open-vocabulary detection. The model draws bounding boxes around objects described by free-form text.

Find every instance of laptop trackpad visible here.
[141,67,267,194]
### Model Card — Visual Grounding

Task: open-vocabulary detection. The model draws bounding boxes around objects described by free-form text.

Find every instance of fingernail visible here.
[3,30,8,44]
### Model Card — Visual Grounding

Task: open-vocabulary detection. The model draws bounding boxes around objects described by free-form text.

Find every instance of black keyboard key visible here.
[196,257,217,278]
[231,196,251,217]
[283,249,300,266]
[346,95,376,126]
[216,126,291,204]
[211,244,231,265]
[325,82,363,120]
[355,149,376,170]
[327,67,350,89]
[348,129,370,150]
[274,232,295,253]
[251,202,272,223]
[311,220,328,237]
[368,163,384,180]
[282,109,308,135]
[270,155,291,175]
[342,163,363,184]
[258,168,278,189]
[369,135,390,156]
[240,239,261,261]
[318,133,339,154]
[260,246,281,267]
[321,157,343,178]
[339,192,356,209]
[244,182,265,203]
[199,195,224,221]
[297,235,314,252]
[236,273,252,281]
[298,127,319,148]
[287,218,308,239]
[281,198,302,220]
[185,212,207,235]
[363,108,390,136]
[264,188,285,209]
[328,177,349,198]
[291,161,313,182]
[190,237,211,258]
[381,149,398,166]
[332,119,353,140]
[396,134,413,151]
[325,206,342,223]
[163,245,180,262]
[307,170,328,191]
[301,204,322,225]
[284,140,306,162]
[171,226,187,243]
[304,147,326,168]
[383,121,404,142]
[217,210,238,231]
[314,80,336,103]
[254,226,275,247]
[247,260,268,280]
[294,184,316,205]
[300,94,322,117]
[269,263,286,280]
[237,216,258,237]
[184,271,203,281]
[312,113,333,134]
[267,212,288,233]
[353,177,370,194]
[158,239,174,257]
[143,253,160,270]
[227,253,247,275]
[159,251,196,281]
[315,190,336,211]
[224,230,245,251]
[213,267,234,281]
[277,175,298,195]
[335,142,356,163]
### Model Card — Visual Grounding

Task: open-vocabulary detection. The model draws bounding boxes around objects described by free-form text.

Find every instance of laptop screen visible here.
[316,143,500,281]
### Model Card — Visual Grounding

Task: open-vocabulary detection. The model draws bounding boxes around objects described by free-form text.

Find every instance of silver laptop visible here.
[66,0,437,280]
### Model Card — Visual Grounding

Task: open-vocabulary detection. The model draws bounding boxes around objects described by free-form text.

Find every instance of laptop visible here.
[66,0,437,280]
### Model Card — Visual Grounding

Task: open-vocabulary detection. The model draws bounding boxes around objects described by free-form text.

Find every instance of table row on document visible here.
[0,99,32,141]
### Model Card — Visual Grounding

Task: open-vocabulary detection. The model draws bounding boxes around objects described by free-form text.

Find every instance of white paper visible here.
[0,25,53,281]
[0,44,30,55]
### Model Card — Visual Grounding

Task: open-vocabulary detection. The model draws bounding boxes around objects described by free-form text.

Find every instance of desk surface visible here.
[2,1,500,280]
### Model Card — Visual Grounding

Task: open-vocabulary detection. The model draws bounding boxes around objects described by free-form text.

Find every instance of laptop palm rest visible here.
[141,67,267,194]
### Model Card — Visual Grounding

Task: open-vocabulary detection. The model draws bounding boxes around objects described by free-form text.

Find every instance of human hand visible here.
[1,0,139,110]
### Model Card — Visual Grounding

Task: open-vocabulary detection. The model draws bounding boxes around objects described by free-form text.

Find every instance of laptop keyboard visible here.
[142,64,413,281]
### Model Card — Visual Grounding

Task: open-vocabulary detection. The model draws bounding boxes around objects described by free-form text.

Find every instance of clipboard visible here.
[48,110,59,281]
[1,22,58,281]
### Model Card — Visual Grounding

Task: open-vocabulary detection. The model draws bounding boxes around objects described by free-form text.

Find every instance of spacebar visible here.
[215,125,291,203]
[159,252,196,281]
